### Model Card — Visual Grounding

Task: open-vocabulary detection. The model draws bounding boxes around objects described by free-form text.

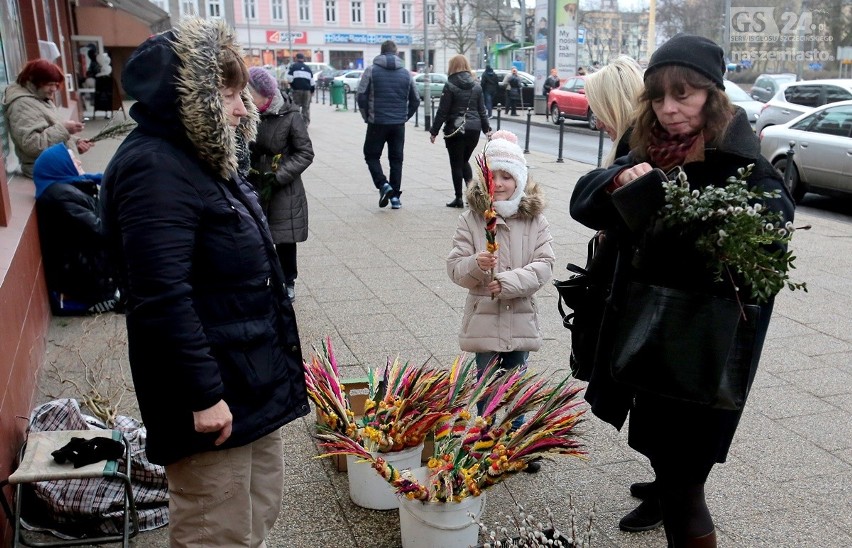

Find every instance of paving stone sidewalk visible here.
[33,100,852,547]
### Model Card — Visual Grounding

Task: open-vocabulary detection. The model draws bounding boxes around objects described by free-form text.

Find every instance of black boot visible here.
[630,480,657,500]
[446,197,464,208]
[619,499,663,532]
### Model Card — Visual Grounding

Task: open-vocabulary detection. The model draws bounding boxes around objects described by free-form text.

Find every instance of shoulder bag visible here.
[554,230,617,381]
[608,282,761,410]
[445,93,473,139]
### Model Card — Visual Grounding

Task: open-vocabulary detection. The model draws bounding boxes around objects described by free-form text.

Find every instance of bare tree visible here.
[473,0,519,44]
[436,0,480,55]
[656,0,725,43]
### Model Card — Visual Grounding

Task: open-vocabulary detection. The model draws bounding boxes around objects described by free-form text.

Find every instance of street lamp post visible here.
[286,0,293,60]
[423,0,431,131]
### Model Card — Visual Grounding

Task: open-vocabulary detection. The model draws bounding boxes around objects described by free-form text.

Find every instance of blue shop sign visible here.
[324,33,412,45]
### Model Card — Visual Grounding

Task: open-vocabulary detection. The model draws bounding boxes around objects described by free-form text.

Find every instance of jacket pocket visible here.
[218,333,288,399]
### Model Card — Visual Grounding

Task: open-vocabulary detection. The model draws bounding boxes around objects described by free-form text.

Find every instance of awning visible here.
[97,0,170,33]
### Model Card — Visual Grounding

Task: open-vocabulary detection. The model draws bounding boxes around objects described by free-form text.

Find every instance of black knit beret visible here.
[644,33,725,90]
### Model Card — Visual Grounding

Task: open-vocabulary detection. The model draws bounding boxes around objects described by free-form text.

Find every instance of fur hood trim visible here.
[171,18,257,179]
[465,177,546,219]
[122,18,257,179]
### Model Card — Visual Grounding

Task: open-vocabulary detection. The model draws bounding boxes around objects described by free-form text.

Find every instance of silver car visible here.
[759,99,852,202]
[724,80,763,127]
[755,79,852,133]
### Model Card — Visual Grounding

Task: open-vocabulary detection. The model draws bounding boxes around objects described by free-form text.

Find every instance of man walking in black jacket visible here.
[287,53,314,126]
[356,40,420,209]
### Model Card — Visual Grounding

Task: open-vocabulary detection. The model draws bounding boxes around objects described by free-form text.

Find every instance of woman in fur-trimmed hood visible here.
[447,133,555,458]
[100,18,308,547]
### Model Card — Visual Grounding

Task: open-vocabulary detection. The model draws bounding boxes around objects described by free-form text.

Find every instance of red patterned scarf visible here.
[647,124,703,172]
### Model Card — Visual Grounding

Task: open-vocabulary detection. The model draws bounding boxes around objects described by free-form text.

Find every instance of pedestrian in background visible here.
[101,18,309,547]
[247,66,315,302]
[287,52,314,126]
[501,67,522,116]
[543,67,560,98]
[570,34,794,547]
[447,130,554,474]
[4,59,94,178]
[584,55,643,166]
[429,54,491,208]
[356,40,420,210]
[480,64,500,119]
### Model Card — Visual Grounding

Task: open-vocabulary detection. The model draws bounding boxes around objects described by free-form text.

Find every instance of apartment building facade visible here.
[230,0,450,72]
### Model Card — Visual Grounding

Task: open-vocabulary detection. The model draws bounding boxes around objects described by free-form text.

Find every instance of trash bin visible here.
[330,80,346,108]
[534,95,547,115]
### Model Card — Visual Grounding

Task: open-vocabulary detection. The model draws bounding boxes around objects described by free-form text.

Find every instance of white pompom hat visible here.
[486,130,528,194]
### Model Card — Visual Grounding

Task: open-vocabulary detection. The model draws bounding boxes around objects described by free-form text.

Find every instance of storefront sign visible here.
[324,33,412,45]
[266,31,307,44]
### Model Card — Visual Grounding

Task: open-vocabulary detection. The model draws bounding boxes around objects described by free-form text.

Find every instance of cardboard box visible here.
[314,377,369,472]
[316,377,435,471]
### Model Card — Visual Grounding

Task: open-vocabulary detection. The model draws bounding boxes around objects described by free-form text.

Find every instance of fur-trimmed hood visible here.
[465,177,546,219]
[122,18,258,180]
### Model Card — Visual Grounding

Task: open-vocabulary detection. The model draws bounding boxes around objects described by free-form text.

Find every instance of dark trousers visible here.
[507,92,520,115]
[276,242,297,286]
[363,123,405,196]
[445,131,481,198]
[483,92,494,117]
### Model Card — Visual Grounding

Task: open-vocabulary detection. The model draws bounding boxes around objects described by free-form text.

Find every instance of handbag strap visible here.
[444,92,474,139]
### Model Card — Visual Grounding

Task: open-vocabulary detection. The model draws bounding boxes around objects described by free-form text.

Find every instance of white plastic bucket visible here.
[397,467,486,548]
[346,443,423,510]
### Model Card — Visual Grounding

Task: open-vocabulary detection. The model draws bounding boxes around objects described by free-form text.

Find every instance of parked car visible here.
[413,72,448,100]
[547,76,595,129]
[759,99,852,202]
[724,79,763,127]
[750,73,797,103]
[315,68,341,89]
[305,62,335,76]
[474,68,536,111]
[333,69,364,93]
[755,79,852,133]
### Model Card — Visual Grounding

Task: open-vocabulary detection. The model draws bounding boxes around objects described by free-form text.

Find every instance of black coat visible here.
[101,22,309,465]
[251,93,315,244]
[570,108,795,466]
[480,70,500,96]
[430,71,490,137]
[36,181,116,313]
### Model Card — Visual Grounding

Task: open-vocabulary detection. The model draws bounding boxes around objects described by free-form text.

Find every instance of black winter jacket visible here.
[251,92,315,244]
[480,69,500,95]
[570,108,795,464]
[430,71,491,137]
[101,20,309,465]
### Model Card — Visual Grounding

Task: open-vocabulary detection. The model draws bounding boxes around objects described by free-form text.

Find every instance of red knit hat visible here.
[17,59,64,87]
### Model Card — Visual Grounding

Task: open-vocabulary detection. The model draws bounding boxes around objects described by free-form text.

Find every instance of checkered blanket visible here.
[22,399,168,537]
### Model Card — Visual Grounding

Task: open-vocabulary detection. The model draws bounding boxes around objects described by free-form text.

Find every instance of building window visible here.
[426,3,436,25]
[376,2,387,24]
[298,0,311,22]
[243,0,256,20]
[271,0,284,21]
[325,0,337,23]
[206,0,222,17]
[450,4,461,24]
[351,1,361,23]
[180,0,198,17]
[150,0,167,9]
[401,3,412,26]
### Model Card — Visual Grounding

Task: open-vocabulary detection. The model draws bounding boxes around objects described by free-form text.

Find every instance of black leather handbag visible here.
[609,283,761,410]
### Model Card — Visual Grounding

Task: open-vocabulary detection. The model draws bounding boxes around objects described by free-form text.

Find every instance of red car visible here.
[547,76,596,129]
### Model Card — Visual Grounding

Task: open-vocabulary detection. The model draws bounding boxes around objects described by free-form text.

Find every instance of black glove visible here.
[51,436,125,468]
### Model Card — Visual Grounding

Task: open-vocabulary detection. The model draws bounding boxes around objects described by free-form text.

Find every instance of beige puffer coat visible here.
[3,82,75,178]
[447,179,554,353]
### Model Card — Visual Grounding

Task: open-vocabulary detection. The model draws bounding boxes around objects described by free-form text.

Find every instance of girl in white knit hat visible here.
[446,130,555,471]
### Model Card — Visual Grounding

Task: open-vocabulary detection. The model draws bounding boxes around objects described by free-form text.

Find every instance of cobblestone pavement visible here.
[32,99,852,547]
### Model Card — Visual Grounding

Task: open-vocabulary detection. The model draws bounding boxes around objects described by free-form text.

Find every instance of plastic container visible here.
[346,443,423,510]
[397,466,486,548]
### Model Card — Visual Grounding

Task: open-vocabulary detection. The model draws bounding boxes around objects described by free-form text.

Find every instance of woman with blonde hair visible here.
[429,54,491,207]
[584,55,643,166]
